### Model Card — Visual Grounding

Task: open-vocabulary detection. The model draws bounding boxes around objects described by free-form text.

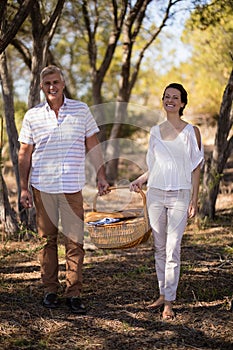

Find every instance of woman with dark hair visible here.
[130,83,204,320]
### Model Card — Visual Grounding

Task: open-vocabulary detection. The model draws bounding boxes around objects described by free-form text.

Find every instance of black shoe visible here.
[66,297,87,314]
[43,293,59,309]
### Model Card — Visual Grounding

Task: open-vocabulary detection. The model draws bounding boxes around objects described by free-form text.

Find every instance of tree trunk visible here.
[81,1,178,184]
[0,173,18,238]
[0,110,18,237]
[92,81,107,144]
[0,52,20,184]
[0,51,26,225]
[105,102,128,185]
[200,67,233,219]
[28,0,66,107]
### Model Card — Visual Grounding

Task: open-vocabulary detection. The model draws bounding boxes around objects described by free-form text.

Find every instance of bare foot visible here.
[146,295,165,310]
[162,301,175,320]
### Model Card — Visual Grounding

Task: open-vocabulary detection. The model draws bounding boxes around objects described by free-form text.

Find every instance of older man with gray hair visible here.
[18,65,109,314]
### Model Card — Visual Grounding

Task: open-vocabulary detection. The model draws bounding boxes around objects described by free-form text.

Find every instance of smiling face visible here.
[162,87,185,116]
[40,72,65,107]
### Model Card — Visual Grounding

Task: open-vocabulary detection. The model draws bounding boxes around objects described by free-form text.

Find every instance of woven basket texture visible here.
[86,187,151,249]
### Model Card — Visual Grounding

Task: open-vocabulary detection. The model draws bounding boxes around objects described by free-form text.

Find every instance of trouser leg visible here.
[165,192,189,301]
[147,189,190,301]
[147,189,167,297]
[59,191,85,297]
[32,187,60,294]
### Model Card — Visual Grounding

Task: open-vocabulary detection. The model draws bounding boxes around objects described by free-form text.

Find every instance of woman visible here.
[130,83,204,320]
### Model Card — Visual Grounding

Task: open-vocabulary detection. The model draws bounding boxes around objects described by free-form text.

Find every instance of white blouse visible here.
[146,124,204,190]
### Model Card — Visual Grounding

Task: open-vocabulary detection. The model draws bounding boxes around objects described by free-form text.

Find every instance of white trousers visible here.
[147,188,191,301]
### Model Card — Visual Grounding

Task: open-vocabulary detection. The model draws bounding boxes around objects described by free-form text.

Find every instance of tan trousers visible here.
[147,188,191,301]
[32,187,85,297]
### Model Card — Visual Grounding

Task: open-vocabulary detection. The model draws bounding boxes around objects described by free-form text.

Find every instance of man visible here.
[18,65,109,314]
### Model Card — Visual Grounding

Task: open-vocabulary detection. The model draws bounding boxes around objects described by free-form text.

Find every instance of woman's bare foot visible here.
[146,295,165,310]
[162,300,175,320]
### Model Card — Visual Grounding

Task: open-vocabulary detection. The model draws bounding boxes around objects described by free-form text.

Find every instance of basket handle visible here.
[92,186,149,231]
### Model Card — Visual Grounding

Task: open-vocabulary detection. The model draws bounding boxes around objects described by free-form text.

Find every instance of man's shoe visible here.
[43,293,59,309]
[66,297,87,314]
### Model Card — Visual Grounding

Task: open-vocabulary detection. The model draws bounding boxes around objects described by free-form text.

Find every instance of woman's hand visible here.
[130,180,143,192]
[188,199,198,218]
[130,172,148,192]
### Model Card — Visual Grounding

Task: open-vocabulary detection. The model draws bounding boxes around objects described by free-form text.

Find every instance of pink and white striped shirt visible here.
[18,97,99,193]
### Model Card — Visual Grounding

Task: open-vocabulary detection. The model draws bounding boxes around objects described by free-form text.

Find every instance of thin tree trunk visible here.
[200,67,233,219]
[105,102,128,184]
[92,83,107,143]
[0,112,18,237]
[0,51,25,226]
[0,174,18,237]
[0,52,20,191]
[28,0,66,107]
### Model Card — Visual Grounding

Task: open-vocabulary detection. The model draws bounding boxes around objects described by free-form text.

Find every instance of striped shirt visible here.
[18,97,99,193]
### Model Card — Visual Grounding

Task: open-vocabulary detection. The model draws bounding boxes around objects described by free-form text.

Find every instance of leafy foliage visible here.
[180,0,233,116]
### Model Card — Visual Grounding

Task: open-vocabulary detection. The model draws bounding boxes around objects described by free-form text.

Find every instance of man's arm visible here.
[18,142,34,208]
[85,134,110,195]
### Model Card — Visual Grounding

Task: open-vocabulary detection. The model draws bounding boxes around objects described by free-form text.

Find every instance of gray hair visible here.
[40,65,65,83]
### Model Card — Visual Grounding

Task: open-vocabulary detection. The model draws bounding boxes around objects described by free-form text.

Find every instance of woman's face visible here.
[162,87,184,115]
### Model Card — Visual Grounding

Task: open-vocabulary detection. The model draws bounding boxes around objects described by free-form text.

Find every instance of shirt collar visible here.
[45,95,67,111]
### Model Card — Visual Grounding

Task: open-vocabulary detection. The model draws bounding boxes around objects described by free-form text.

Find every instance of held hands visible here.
[20,189,33,208]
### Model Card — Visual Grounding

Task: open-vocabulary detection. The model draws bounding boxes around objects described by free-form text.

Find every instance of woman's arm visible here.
[130,171,149,192]
[188,165,201,218]
[188,126,202,218]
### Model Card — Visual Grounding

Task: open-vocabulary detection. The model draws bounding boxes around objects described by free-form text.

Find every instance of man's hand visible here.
[20,189,33,208]
[97,178,110,196]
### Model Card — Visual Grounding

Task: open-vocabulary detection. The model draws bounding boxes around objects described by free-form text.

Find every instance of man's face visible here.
[40,72,65,104]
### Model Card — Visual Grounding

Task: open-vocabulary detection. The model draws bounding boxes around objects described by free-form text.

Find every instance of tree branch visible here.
[11,38,32,69]
[82,0,97,70]
[129,0,179,95]
[0,0,34,54]
[42,0,66,40]
[98,1,128,78]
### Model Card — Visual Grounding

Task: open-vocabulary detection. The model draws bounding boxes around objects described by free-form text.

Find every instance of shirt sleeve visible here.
[146,126,157,172]
[18,111,34,144]
[85,107,100,138]
[189,126,204,171]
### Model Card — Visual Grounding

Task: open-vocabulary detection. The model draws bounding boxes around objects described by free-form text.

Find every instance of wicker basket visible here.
[86,186,151,249]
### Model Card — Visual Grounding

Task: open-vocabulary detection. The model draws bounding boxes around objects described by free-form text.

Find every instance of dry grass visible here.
[1,142,233,349]
[0,190,233,350]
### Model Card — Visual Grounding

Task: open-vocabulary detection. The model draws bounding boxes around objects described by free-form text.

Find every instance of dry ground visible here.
[0,188,233,350]
[1,141,233,350]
